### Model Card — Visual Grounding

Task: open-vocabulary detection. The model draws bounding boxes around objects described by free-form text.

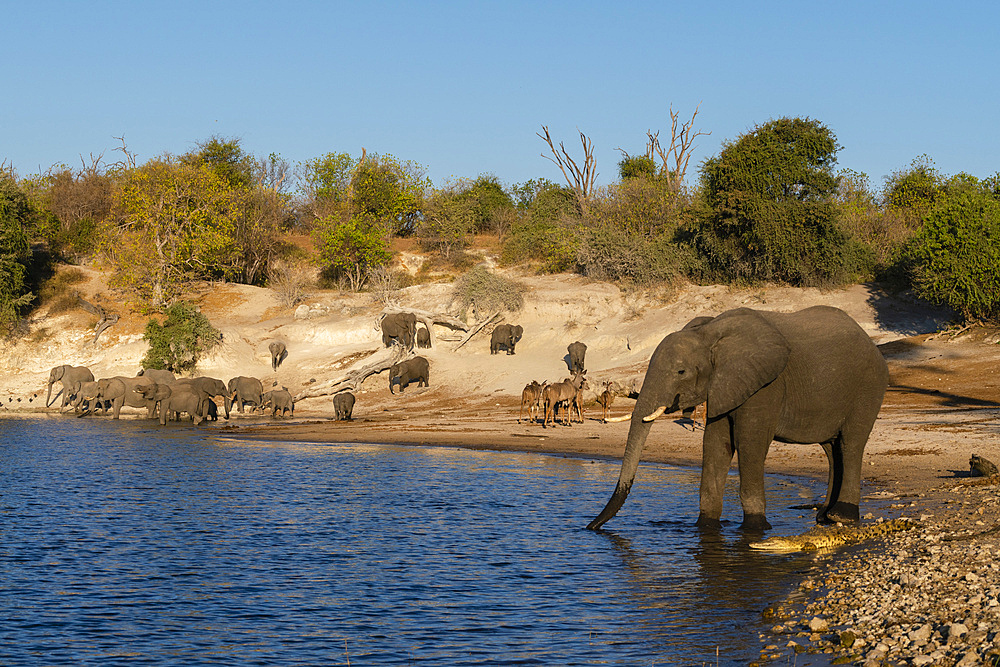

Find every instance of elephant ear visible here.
[705,309,790,418]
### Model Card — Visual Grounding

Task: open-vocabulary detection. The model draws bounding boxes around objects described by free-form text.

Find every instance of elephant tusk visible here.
[642,405,668,422]
[604,413,632,423]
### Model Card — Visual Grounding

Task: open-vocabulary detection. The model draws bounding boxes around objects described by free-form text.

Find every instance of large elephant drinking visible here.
[46,364,95,408]
[587,306,889,532]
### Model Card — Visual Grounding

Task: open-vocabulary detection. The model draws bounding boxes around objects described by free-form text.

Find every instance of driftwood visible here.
[76,293,119,344]
[295,346,409,401]
[455,311,503,350]
[376,306,469,350]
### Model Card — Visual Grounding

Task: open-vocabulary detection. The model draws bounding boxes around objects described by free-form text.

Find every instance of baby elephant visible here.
[269,341,287,371]
[416,326,431,349]
[389,356,430,394]
[333,392,356,421]
[262,388,294,417]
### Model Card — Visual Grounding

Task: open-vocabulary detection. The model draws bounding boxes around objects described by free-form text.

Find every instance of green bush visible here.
[699,117,855,286]
[451,265,525,317]
[142,302,222,373]
[907,175,1000,321]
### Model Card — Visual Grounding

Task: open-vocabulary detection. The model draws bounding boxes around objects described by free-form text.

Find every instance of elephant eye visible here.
[677,369,686,375]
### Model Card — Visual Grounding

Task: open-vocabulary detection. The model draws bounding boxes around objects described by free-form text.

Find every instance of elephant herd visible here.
[45,363,298,425]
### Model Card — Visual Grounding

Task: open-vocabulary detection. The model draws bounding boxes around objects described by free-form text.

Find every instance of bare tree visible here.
[646,104,710,193]
[537,126,598,215]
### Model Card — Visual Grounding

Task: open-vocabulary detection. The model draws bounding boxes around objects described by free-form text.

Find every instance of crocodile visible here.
[970,454,999,478]
[749,518,919,552]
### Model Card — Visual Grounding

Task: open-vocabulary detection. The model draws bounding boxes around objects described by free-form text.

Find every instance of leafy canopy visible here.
[698,116,858,286]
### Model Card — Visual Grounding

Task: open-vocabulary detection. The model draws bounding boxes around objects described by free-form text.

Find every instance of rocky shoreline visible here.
[758,477,1000,667]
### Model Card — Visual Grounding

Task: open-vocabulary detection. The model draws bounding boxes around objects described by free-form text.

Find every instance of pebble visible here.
[762,480,1000,665]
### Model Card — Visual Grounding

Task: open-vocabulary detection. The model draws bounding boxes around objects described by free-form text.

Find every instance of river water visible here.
[0,416,832,665]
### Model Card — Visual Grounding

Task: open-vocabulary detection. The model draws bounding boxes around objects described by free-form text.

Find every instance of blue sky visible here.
[3,1,997,192]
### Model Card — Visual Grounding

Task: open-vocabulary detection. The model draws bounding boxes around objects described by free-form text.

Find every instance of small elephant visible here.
[490,324,523,355]
[46,364,95,409]
[139,383,209,425]
[381,312,418,350]
[262,388,294,417]
[567,341,587,374]
[71,380,106,414]
[333,392,356,421]
[587,306,889,532]
[172,376,231,419]
[389,356,429,394]
[269,341,287,371]
[416,326,431,349]
[228,376,264,413]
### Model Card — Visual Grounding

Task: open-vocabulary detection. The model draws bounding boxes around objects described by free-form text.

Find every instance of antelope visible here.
[596,381,617,422]
[543,372,587,428]
[518,380,548,424]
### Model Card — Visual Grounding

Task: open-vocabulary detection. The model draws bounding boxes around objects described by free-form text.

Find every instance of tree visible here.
[538,126,597,215]
[314,215,392,291]
[419,182,476,259]
[181,136,255,189]
[908,174,1000,321]
[349,152,428,235]
[646,104,710,193]
[103,158,241,310]
[0,175,35,332]
[698,117,855,286]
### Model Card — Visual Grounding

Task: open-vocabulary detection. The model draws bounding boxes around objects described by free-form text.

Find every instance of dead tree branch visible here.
[295,346,408,401]
[648,103,710,193]
[455,311,503,350]
[76,293,119,344]
[537,125,598,215]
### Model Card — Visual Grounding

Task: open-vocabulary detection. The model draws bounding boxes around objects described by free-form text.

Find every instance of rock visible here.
[956,650,980,667]
[808,617,829,632]
[949,622,970,641]
[912,656,935,666]
[908,623,932,644]
[294,304,311,319]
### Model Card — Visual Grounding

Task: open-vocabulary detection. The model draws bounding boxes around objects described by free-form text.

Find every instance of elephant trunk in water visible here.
[586,392,667,530]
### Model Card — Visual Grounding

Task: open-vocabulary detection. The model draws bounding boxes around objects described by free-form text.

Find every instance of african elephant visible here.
[567,341,587,374]
[136,368,176,385]
[262,388,294,417]
[138,383,209,425]
[333,392,356,420]
[389,356,429,394]
[490,324,523,355]
[228,376,264,413]
[46,364,95,408]
[381,312,417,350]
[416,326,431,349]
[71,381,106,414]
[587,306,889,532]
[93,377,157,419]
[269,341,287,371]
[173,377,231,419]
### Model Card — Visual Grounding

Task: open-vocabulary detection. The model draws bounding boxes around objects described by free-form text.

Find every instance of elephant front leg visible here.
[696,417,734,529]
[732,407,779,531]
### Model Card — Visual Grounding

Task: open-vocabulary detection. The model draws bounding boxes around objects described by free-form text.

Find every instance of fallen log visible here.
[455,311,502,350]
[295,346,409,401]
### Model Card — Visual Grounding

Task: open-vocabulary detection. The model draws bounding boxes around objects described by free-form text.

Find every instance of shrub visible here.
[907,176,1000,321]
[451,265,525,317]
[142,301,222,373]
[576,225,695,287]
